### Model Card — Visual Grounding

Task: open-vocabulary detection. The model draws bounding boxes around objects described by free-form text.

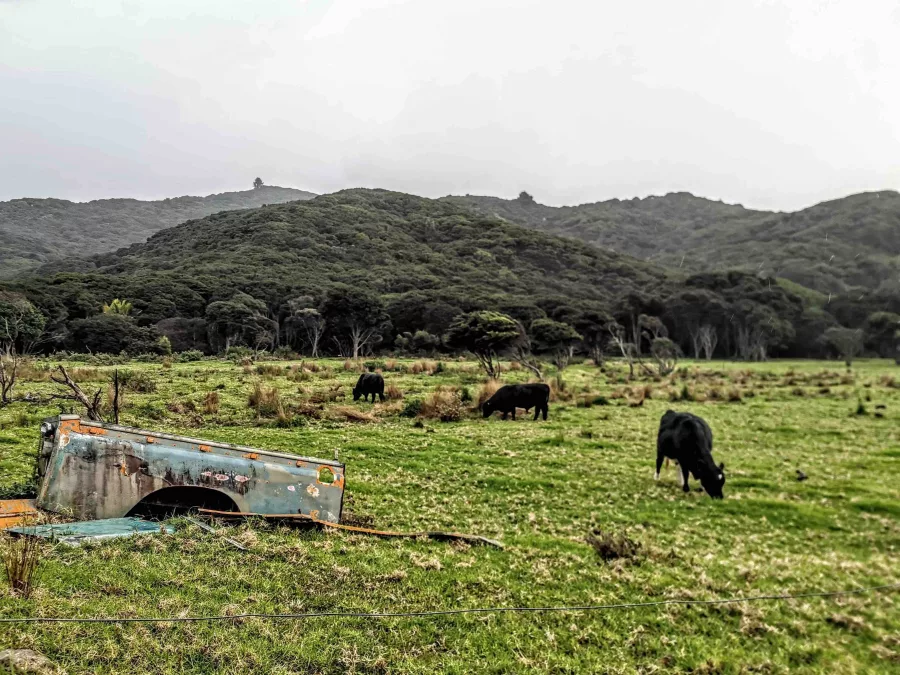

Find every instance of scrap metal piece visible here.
[9,517,173,546]
[199,508,505,549]
[34,415,345,522]
[0,499,39,530]
[183,515,248,551]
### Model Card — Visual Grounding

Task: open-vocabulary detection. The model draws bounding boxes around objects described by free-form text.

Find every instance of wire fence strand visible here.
[1,582,897,625]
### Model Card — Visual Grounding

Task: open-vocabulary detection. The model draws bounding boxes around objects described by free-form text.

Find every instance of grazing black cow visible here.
[482,383,550,421]
[353,372,385,402]
[656,410,725,498]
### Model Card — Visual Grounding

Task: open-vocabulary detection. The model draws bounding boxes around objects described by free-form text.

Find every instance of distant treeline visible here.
[0,190,897,364]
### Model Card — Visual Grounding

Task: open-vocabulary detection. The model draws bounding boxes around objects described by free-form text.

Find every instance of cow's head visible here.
[701,462,726,499]
[481,400,494,418]
[352,387,361,401]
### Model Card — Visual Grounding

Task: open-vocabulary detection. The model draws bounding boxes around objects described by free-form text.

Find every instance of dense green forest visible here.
[446,190,900,296]
[0,189,897,364]
[0,185,314,278]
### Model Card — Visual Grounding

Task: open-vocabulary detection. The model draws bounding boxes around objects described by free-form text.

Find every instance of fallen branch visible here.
[49,366,104,422]
[198,509,504,549]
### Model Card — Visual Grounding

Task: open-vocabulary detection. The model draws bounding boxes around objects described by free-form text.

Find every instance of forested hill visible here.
[0,185,315,278]
[5,189,897,360]
[65,188,668,307]
[445,190,900,296]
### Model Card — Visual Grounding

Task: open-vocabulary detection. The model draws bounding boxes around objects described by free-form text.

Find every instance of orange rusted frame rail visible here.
[0,499,39,530]
[198,508,504,549]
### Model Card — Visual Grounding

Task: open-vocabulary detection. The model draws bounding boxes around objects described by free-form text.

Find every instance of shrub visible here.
[458,386,472,403]
[400,399,424,418]
[175,349,205,363]
[117,369,157,393]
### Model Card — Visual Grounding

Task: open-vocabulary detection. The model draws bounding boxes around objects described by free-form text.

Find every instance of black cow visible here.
[482,383,550,421]
[656,410,725,498]
[353,373,385,402]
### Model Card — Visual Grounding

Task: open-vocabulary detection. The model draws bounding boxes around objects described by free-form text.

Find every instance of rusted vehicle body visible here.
[35,415,345,522]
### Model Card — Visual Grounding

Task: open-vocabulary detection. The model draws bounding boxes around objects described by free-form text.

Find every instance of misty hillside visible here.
[445,190,900,296]
[0,185,315,278]
[75,189,667,306]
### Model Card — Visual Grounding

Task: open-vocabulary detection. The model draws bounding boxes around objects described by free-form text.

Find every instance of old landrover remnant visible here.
[35,415,345,522]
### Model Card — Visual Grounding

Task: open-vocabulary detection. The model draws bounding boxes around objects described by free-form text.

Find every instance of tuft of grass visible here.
[2,521,45,599]
[855,399,867,416]
[203,391,220,415]
[410,360,438,375]
[248,382,283,417]
[386,384,403,400]
[586,529,641,563]
[727,387,743,403]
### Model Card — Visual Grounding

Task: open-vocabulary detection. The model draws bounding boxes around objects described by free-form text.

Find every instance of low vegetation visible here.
[0,357,898,673]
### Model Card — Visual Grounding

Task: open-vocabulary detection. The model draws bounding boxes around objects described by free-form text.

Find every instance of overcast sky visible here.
[1,0,898,210]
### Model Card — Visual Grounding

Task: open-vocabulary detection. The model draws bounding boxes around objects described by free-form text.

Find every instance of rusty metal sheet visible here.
[0,499,39,530]
[35,415,345,523]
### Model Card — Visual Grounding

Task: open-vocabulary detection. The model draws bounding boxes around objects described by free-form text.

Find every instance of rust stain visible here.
[243,452,259,460]
[0,499,39,530]
[198,444,211,453]
[146,436,155,444]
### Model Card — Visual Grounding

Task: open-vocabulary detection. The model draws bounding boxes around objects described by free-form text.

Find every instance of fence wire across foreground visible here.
[1,582,898,625]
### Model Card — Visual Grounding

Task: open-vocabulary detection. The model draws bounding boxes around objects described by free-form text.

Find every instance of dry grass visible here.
[343,360,364,372]
[2,521,45,599]
[419,390,464,422]
[203,391,220,415]
[475,379,501,408]
[330,405,377,423]
[248,382,283,417]
[410,360,438,375]
[69,367,105,382]
[309,386,344,404]
[727,387,743,403]
[256,363,284,378]
[386,384,403,400]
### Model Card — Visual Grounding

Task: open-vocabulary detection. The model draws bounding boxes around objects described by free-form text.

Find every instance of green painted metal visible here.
[9,517,174,546]
[35,416,345,522]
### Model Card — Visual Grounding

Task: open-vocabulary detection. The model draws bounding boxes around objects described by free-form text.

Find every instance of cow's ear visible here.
[719,462,725,471]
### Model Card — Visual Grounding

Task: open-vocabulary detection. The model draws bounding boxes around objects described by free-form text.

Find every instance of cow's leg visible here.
[655,451,665,481]
[501,411,508,420]
[680,464,690,492]
[511,408,516,421]
[379,391,385,402]
[533,406,540,421]
[542,403,548,421]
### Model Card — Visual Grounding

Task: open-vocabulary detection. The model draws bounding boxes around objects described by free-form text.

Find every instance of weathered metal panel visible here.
[35,416,344,523]
[0,499,38,530]
[10,517,173,545]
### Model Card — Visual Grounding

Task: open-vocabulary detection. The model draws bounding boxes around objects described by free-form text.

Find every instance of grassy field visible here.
[1,356,898,674]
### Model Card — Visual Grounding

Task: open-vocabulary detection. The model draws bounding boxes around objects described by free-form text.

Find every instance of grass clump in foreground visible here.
[0,357,898,673]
